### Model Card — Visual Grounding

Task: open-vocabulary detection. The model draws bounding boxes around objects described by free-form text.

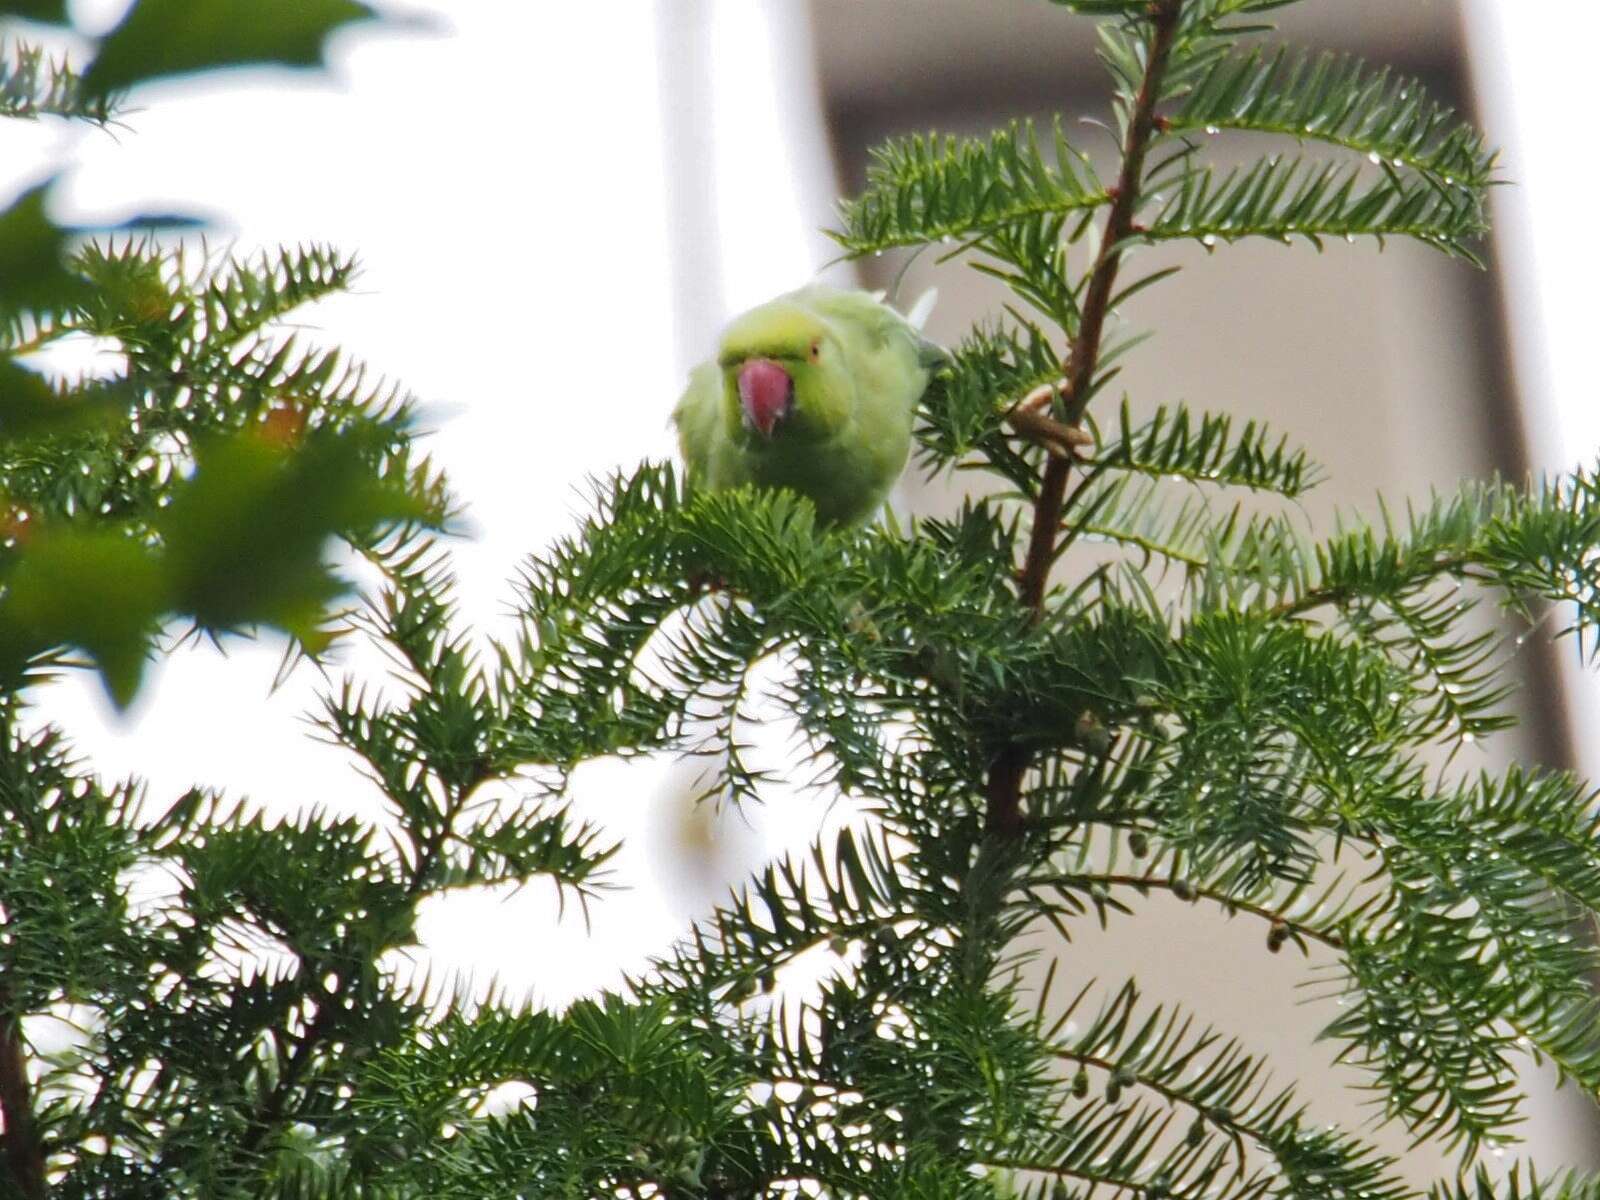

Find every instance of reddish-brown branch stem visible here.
[986,0,1184,839]
[1018,2,1182,615]
[0,984,46,1200]
[983,745,1031,841]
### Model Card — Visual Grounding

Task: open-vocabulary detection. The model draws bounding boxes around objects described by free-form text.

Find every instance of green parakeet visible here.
[672,285,944,527]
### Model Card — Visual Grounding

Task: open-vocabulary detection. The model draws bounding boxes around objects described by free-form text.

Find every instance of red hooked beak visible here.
[737,358,793,439]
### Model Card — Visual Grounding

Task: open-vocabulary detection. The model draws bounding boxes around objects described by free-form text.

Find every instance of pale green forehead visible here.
[718,300,827,363]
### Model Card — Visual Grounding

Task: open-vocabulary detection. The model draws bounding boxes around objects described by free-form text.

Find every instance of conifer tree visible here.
[7,1,1600,1198]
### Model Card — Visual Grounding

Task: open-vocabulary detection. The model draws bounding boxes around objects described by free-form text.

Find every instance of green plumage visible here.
[673,285,942,527]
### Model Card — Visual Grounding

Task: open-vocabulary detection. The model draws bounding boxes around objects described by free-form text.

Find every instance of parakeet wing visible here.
[800,287,938,408]
[672,361,747,493]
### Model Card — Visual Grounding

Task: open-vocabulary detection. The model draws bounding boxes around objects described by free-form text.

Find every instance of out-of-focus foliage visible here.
[78,0,376,97]
[0,4,438,706]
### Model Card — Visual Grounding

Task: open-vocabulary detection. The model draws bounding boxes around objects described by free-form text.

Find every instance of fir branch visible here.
[1165,47,1495,197]
[991,1097,1271,1200]
[1062,761,1600,1154]
[194,244,361,354]
[973,213,1095,335]
[1435,1166,1600,1200]
[1453,769,1600,914]
[1175,0,1303,30]
[1328,927,1525,1151]
[1021,1,1184,607]
[1352,773,1600,1099]
[1033,866,1349,955]
[1062,473,1221,577]
[1027,730,1600,1152]
[1482,464,1600,652]
[0,39,115,123]
[1044,0,1162,13]
[1079,521,1212,574]
[1087,399,1323,497]
[71,240,360,357]
[1350,592,1515,747]
[990,0,1186,843]
[1172,477,1600,746]
[3,239,422,536]
[917,319,1066,495]
[831,120,1111,256]
[325,537,618,907]
[1141,154,1488,261]
[1042,980,1413,1200]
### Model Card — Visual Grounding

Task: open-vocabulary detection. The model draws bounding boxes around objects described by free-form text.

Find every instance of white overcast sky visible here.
[3,1,1598,1007]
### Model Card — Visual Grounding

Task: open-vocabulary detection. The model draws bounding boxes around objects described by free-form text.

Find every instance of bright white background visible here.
[1463,1,1600,784]
[3,1,1598,1016]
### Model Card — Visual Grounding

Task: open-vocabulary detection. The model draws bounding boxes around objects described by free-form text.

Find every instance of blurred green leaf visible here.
[82,0,378,96]
[0,426,432,706]
[0,360,121,442]
[0,526,168,706]
[0,180,86,316]
[158,426,431,649]
[0,0,70,23]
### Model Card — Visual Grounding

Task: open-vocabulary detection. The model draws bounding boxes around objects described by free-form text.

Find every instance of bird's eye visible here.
[809,339,821,361]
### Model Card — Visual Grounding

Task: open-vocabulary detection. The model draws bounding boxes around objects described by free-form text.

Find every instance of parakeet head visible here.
[716,299,843,442]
